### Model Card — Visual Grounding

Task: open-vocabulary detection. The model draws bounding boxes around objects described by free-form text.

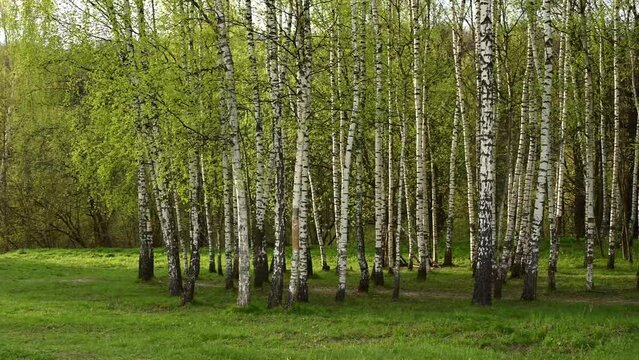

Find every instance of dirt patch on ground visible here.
[61,278,97,283]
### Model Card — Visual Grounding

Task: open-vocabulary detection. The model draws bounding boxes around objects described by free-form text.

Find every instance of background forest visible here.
[1,0,639,308]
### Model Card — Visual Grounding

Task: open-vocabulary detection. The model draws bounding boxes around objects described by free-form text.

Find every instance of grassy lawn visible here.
[1,237,638,359]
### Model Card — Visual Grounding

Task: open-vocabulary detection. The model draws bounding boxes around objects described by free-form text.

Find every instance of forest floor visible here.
[1,237,639,359]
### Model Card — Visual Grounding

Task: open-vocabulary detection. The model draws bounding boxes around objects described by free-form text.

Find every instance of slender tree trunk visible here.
[427,120,438,263]
[496,35,530,293]
[308,170,329,271]
[183,151,204,304]
[512,27,537,279]
[356,151,369,292]
[201,159,215,273]
[453,2,478,271]
[582,0,596,291]
[372,0,385,286]
[336,0,362,302]
[404,139,415,270]
[330,22,341,270]
[630,49,639,267]
[630,58,639,255]
[385,1,395,272]
[607,0,621,269]
[522,0,553,301]
[173,190,187,275]
[287,0,312,308]
[137,160,154,281]
[394,102,408,300]
[598,39,609,240]
[549,0,570,290]
[412,0,429,280]
[222,148,234,290]
[298,132,310,302]
[266,0,286,308]
[444,99,459,267]
[213,0,250,307]
[243,0,268,287]
[129,0,182,296]
[472,0,495,306]
[147,152,183,296]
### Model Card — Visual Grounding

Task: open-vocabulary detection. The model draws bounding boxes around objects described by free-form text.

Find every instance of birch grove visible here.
[2,0,639,309]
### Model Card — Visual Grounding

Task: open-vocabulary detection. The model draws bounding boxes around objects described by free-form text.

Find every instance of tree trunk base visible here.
[493,273,504,299]
[267,275,283,309]
[138,251,154,282]
[168,279,183,297]
[442,251,453,267]
[408,260,414,270]
[209,262,216,273]
[607,254,615,269]
[358,279,369,293]
[322,264,331,272]
[225,277,234,290]
[417,265,427,280]
[182,278,195,305]
[254,256,269,288]
[372,270,384,286]
[521,271,537,301]
[298,284,309,302]
[548,268,556,291]
[510,262,522,278]
[217,254,223,275]
[335,288,345,302]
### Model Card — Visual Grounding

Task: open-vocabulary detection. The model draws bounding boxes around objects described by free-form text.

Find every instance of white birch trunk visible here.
[549,7,570,289]
[213,0,250,307]
[243,0,268,287]
[222,148,234,290]
[372,0,385,286]
[412,0,429,280]
[137,160,154,281]
[201,158,215,274]
[444,100,460,267]
[522,0,553,300]
[336,0,362,301]
[472,0,495,306]
[308,170,329,271]
[266,0,287,308]
[393,117,407,300]
[582,1,596,291]
[630,51,639,267]
[607,0,620,269]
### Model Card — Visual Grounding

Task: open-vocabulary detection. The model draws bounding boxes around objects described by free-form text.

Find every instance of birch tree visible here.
[472,0,495,305]
[581,0,596,291]
[137,160,154,281]
[631,45,639,267]
[412,0,429,280]
[372,0,385,287]
[522,0,553,301]
[336,0,363,301]
[549,0,571,290]
[133,0,183,296]
[286,0,312,307]
[267,0,287,308]
[606,0,621,269]
[243,0,268,287]
[212,0,251,306]
[183,150,204,304]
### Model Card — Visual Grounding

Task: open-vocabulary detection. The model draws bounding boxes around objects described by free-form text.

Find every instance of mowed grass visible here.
[1,237,638,359]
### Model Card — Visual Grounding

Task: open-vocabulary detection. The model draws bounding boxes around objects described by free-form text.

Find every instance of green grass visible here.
[1,238,638,359]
